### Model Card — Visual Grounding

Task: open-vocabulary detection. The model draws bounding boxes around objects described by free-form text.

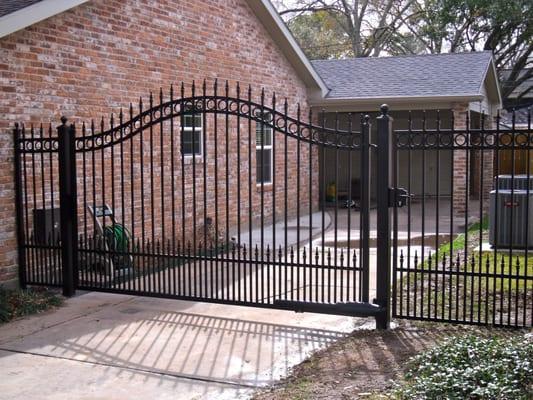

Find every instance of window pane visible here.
[182,131,201,155]
[256,112,272,146]
[183,114,202,128]
[256,128,272,147]
[256,149,272,183]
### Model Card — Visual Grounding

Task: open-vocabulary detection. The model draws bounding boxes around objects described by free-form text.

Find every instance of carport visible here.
[310,51,502,206]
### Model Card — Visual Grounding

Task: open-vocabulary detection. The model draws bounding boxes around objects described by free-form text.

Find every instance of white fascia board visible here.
[0,0,89,39]
[310,94,484,108]
[248,0,329,97]
[486,58,503,108]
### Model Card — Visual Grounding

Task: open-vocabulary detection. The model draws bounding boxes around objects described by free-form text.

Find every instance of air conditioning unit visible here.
[489,190,533,248]
[494,174,533,191]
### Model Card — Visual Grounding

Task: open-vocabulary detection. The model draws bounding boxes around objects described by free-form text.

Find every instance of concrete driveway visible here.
[0,292,370,400]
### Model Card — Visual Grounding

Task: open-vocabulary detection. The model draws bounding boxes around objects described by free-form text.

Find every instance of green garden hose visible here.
[103,223,133,269]
[103,223,132,253]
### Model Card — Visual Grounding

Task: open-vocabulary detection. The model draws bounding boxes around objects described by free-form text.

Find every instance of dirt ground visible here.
[252,320,525,400]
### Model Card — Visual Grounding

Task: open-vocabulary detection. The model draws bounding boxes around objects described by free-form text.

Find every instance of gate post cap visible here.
[380,104,389,116]
[60,116,68,125]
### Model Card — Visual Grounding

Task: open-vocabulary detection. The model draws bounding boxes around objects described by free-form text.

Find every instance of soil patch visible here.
[253,320,525,400]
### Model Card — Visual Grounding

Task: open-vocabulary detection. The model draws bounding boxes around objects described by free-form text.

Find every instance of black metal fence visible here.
[12,82,533,328]
[392,110,533,327]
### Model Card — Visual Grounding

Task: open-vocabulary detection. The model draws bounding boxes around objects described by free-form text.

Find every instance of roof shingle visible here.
[0,0,43,18]
[311,51,494,99]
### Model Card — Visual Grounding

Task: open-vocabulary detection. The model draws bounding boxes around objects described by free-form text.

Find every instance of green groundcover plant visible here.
[0,287,63,323]
[395,334,533,399]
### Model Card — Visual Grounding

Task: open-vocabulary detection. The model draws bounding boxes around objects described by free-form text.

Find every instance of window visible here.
[181,113,202,156]
[256,112,272,184]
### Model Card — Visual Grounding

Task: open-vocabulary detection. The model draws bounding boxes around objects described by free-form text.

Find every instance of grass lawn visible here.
[396,217,533,324]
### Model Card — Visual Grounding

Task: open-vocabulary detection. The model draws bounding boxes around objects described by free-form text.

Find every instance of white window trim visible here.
[256,112,273,185]
[181,114,203,157]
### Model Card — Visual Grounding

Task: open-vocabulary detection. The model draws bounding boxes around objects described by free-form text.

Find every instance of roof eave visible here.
[247,0,329,97]
[484,58,503,108]
[310,94,485,108]
[0,0,89,39]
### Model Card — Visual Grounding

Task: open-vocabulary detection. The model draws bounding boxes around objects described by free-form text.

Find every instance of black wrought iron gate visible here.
[13,82,390,327]
[12,83,533,328]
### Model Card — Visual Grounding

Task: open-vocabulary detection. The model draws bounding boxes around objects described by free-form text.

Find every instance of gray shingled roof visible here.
[311,51,494,99]
[0,0,43,18]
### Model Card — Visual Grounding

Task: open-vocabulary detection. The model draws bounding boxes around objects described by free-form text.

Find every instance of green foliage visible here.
[395,335,533,399]
[408,0,532,98]
[437,233,464,255]
[468,217,489,233]
[287,11,349,59]
[432,217,488,259]
[0,287,63,323]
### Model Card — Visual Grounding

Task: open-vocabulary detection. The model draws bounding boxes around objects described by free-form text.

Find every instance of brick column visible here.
[468,115,494,215]
[481,116,494,214]
[452,103,469,216]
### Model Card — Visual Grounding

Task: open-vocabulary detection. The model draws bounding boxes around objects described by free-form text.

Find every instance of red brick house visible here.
[0,0,502,287]
[0,0,330,286]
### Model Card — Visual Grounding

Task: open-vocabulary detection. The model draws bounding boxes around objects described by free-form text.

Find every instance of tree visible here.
[404,0,532,101]
[276,0,532,101]
[287,11,350,59]
[277,0,418,58]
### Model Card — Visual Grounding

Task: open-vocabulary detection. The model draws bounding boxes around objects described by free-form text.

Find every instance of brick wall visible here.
[0,0,317,285]
[451,102,469,216]
[452,103,494,217]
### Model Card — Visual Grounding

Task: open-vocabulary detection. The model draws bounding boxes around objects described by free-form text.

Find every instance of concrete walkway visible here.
[237,211,331,250]
[0,292,369,400]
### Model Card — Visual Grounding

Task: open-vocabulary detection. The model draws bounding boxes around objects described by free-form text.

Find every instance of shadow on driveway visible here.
[0,292,363,400]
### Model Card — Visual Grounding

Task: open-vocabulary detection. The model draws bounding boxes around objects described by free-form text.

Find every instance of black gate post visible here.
[13,123,26,289]
[375,105,392,329]
[58,117,78,297]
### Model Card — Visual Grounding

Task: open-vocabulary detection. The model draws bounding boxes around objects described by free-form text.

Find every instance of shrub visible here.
[0,287,63,323]
[395,334,533,399]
